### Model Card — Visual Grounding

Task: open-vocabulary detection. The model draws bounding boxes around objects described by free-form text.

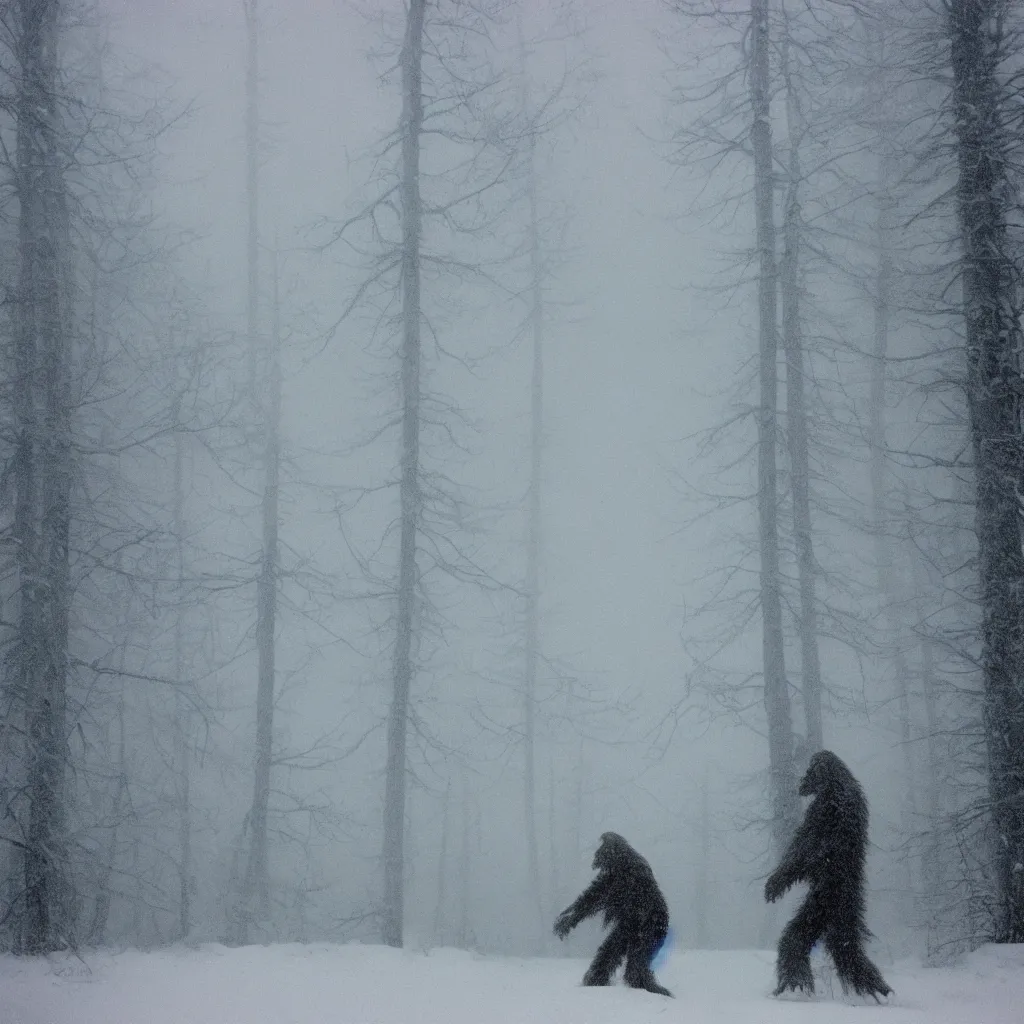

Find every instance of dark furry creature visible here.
[764,750,892,1001]
[554,832,673,997]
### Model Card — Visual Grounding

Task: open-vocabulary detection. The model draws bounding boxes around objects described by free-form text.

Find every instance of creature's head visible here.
[799,749,851,797]
[593,831,631,871]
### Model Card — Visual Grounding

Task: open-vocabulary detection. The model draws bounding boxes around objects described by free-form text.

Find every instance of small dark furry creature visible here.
[553,832,673,997]
[764,749,892,1000]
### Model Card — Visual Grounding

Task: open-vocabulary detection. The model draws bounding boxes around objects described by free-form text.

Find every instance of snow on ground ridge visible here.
[1,942,1023,1024]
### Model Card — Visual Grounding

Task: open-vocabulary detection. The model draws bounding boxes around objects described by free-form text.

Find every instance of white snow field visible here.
[1,942,1023,1024]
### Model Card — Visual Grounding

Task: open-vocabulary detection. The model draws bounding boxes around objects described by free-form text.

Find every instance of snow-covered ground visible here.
[1,942,1023,1024]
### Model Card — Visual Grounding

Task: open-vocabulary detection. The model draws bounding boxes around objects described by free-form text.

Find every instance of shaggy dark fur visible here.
[764,750,892,1001]
[554,832,673,997]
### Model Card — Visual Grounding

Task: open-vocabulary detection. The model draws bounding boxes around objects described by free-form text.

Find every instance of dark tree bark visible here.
[949,0,1024,944]
[15,0,74,955]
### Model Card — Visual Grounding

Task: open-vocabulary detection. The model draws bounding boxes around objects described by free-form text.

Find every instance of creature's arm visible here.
[764,809,822,902]
[554,874,610,938]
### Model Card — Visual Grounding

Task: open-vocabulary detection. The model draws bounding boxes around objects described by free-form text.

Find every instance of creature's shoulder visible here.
[815,782,867,824]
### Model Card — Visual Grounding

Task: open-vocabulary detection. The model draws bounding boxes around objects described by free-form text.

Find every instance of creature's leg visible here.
[823,921,892,1000]
[582,927,628,986]
[774,892,827,996]
[622,917,673,996]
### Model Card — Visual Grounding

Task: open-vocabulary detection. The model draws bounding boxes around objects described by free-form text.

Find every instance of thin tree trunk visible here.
[695,766,711,948]
[432,780,450,945]
[914,554,943,949]
[382,0,426,949]
[869,200,919,885]
[570,729,584,881]
[457,771,471,948]
[87,695,127,946]
[547,762,558,909]
[866,28,918,875]
[750,0,799,859]
[520,22,544,939]
[779,15,823,755]
[949,0,1024,943]
[17,0,73,955]
[172,405,193,941]
[235,1,283,946]
[245,0,259,399]
[237,250,282,942]
[128,834,142,940]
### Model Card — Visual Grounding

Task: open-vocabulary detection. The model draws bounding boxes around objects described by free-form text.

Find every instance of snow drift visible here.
[1,942,1023,1024]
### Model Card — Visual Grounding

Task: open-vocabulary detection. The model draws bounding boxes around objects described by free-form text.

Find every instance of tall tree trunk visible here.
[865,27,918,881]
[245,0,259,399]
[750,0,799,858]
[914,553,944,950]
[233,0,281,944]
[457,770,472,948]
[520,24,544,939]
[87,694,127,946]
[570,730,584,879]
[432,780,451,945]
[173,403,193,941]
[869,179,919,890]
[382,0,425,949]
[949,0,1024,943]
[16,0,73,955]
[235,253,282,942]
[695,765,711,948]
[779,14,823,755]
[547,762,559,908]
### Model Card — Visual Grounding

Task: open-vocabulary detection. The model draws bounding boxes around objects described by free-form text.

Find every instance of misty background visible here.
[1,0,1013,966]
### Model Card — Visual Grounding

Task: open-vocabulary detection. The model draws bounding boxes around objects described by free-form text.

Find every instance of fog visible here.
[0,0,1012,965]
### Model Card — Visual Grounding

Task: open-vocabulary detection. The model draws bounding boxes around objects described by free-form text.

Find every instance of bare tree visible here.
[948,0,1024,944]
[750,0,800,857]
[327,0,521,948]
[778,3,822,755]
[172,393,194,941]
[230,0,283,946]
[379,0,427,950]
[521,86,544,943]
[13,0,75,954]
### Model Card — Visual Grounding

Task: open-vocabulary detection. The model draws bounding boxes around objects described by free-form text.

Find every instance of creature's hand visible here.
[764,872,786,903]
[553,909,575,939]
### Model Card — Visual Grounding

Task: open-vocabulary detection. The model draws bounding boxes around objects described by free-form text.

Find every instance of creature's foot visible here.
[645,982,673,998]
[773,965,815,998]
[773,981,815,998]
[837,961,892,1001]
[854,981,892,1003]
[624,968,673,997]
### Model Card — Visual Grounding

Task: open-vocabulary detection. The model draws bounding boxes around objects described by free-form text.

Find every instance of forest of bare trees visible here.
[0,0,1020,962]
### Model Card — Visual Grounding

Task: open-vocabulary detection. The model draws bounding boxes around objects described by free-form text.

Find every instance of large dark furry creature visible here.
[553,832,673,997]
[764,750,892,1000]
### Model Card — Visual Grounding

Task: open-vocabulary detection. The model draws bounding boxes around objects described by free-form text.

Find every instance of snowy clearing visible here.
[1,943,1022,1024]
